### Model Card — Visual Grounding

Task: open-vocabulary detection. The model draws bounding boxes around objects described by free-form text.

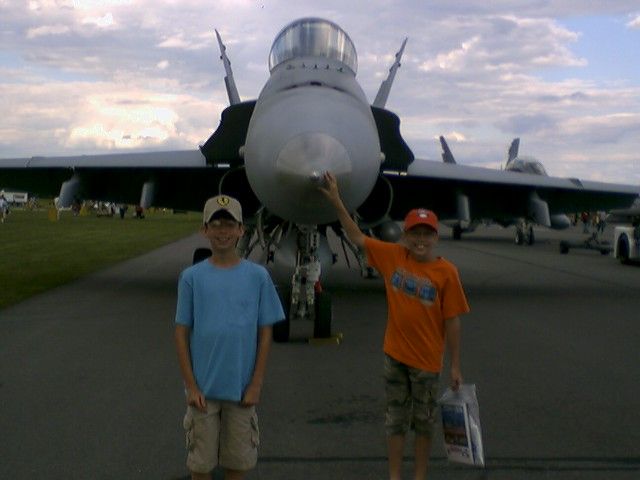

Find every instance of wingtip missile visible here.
[215,28,241,105]
[373,37,409,109]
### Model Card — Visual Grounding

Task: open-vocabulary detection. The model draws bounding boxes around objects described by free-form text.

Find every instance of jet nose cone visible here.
[276,132,351,183]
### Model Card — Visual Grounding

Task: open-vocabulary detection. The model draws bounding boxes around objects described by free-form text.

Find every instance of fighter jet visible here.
[1,17,639,341]
[608,197,640,224]
[439,136,572,244]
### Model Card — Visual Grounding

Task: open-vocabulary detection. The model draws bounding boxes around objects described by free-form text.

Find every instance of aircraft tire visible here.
[515,229,524,245]
[526,226,535,245]
[617,235,630,265]
[559,241,570,254]
[313,291,332,339]
[273,288,291,343]
[452,225,462,241]
[192,248,212,265]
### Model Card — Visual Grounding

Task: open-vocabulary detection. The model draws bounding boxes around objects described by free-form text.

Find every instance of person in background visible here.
[0,194,8,223]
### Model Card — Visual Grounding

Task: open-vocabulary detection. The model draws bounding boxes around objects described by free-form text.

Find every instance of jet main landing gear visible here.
[515,221,535,246]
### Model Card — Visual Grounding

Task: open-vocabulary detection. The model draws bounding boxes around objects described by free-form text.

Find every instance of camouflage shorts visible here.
[383,354,439,436]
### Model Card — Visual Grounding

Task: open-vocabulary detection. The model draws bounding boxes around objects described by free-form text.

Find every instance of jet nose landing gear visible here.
[272,225,336,343]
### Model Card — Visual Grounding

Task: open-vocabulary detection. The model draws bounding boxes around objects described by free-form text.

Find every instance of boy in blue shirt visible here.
[174,195,284,480]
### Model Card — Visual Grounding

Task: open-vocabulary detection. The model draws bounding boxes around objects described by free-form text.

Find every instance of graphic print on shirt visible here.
[390,268,437,305]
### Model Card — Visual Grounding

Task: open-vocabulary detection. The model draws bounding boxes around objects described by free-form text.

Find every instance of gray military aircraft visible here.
[1,17,639,341]
[608,198,640,224]
[439,136,572,244]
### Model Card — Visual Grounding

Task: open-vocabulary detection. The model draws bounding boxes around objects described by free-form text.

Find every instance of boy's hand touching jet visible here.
[318,171,342,207]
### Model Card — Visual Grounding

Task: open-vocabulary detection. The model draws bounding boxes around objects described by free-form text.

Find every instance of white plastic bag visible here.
[438,383,485,467]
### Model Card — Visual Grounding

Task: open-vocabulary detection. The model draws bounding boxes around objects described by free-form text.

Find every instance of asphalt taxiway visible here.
[1,224,639,479]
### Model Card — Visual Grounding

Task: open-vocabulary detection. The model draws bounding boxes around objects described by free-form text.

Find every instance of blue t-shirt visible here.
[175,259,284,402]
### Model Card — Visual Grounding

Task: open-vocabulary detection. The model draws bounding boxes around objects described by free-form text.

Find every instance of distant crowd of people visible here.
[0,194,151,223]
[574,211,607,234]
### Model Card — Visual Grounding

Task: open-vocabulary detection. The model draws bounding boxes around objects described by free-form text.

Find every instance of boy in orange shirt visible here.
[320,172,470,480]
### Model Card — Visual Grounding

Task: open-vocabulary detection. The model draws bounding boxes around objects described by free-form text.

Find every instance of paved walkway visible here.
[1,225,639,479]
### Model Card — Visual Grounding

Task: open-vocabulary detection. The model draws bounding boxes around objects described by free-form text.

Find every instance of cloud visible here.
[67,0,132,9]
[1,1,639,183]
[420,36,481,73]
[495,114,558,135]
[627,14,640,29]
[416,14,586,88]
[81,12,114,28]
[156,33,209,50]
[26,24,71,39]
[440,131,467,142]
[0,78,225,156]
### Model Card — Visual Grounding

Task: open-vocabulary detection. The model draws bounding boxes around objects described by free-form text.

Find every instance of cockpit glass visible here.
[529,161,547,175]
[268,18,357,73]
[512,158,548,175]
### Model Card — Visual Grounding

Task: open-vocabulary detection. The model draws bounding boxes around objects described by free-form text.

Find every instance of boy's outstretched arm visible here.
[318,171,366,249]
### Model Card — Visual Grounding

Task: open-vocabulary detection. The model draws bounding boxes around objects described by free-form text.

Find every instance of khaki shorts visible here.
[384,354,439,436]
[182,401,259,473]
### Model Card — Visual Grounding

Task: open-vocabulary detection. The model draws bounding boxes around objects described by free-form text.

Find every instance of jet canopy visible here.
[268,18,358,74]
[509,157,548,176]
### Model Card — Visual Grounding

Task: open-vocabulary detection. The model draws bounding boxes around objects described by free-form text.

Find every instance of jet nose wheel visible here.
[272,288,333,342]
[273,288,291,343]
[313,291,332,338]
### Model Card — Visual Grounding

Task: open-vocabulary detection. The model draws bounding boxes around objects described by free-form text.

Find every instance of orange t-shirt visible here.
[365,237,470,373]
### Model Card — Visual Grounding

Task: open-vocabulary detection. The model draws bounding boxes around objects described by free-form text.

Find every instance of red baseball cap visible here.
[403,208,439,233]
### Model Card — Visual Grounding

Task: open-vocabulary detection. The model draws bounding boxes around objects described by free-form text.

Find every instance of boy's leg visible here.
[408,367,439,480]
[384,355,412,480]
[219,402,259,474]
[183,401,222,478]
[224,469,246,480]
[191,473,212,480]
[413,434,432,480]
[387,434,405,480]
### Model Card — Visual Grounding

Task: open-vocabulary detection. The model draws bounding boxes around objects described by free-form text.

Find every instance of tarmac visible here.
[1,223,639,479]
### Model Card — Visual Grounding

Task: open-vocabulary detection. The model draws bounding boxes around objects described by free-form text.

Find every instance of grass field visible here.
[0,207,201,309]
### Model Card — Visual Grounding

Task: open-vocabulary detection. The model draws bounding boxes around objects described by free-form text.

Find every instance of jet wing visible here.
[0,150,255,212]
[0,100,261,214]
[384,159,640,220]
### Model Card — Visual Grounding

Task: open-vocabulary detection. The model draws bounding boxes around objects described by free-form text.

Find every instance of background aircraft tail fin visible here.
[507,138,520,165]
[439,136,457,164]
[372,38,408,109]
[215,29,241,105]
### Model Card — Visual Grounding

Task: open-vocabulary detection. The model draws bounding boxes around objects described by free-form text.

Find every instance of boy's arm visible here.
[242,325,273,406]
[174,325,207,411]
[444,316,462,390]
[318,171,367,249]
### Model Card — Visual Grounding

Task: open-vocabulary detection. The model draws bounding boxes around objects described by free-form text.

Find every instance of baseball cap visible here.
[203,195,242,225]
[403,208,438,233]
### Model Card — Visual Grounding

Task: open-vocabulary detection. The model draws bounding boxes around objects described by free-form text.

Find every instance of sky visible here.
[0,0,639,184]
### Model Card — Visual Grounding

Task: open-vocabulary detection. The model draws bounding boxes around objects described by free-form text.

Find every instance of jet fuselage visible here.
[243,19,381,225]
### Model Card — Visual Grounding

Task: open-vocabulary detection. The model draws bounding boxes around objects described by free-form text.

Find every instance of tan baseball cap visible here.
[203,195,243,225]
